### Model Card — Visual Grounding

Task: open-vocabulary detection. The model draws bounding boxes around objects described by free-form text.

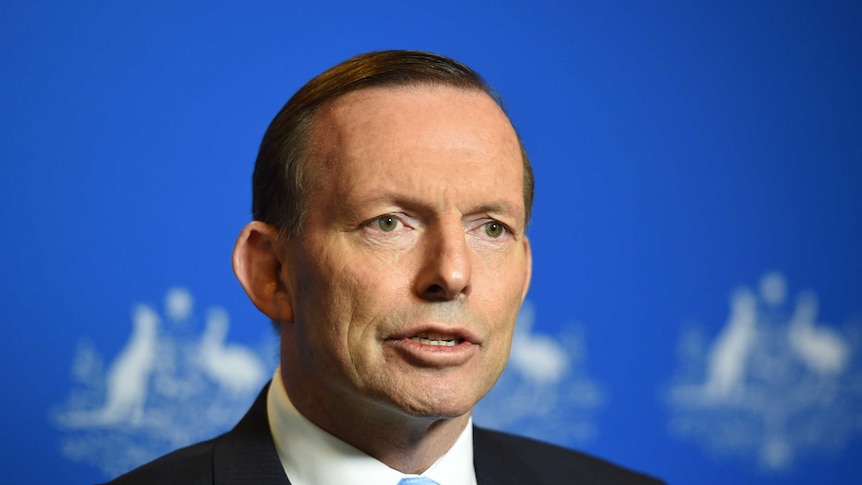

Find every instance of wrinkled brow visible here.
[346,191,525,225]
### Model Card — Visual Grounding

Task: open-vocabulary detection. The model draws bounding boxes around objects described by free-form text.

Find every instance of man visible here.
[110,50,662,484]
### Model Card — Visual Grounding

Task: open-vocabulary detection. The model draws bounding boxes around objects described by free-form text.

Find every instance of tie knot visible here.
[397,478,440,485]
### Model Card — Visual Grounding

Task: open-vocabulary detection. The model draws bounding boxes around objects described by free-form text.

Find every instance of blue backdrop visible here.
[2,2,860,483]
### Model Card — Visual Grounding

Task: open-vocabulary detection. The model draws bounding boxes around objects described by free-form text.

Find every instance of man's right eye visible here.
[372,215,400,232]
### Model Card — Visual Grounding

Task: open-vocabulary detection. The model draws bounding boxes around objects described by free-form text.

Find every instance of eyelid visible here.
[469,218,513,238]
[487,220,511,235]
[490,219,509,230]
[362,213,412,231]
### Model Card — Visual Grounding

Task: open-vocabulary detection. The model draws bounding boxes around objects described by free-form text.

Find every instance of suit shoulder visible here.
[474,427,664,484]
[103,437,218,485]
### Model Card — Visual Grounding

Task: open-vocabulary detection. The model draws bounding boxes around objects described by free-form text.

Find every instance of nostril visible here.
[422,283,454,302]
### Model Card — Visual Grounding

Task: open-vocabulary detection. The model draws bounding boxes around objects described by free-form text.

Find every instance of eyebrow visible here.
[347,191,525,224]
[471,201,522,219]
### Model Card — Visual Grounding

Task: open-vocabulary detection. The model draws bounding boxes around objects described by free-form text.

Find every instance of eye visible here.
[483,221,507,238]
[374,215,400,232]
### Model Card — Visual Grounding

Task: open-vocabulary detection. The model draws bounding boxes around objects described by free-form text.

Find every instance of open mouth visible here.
[409,332,464,347]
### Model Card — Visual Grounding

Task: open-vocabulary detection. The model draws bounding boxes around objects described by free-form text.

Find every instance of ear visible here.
[521,236,532,303]
[232,221,294,323]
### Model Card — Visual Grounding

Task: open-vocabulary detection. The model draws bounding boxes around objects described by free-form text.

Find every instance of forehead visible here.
[306,85,523,200]
[322,83,509,126]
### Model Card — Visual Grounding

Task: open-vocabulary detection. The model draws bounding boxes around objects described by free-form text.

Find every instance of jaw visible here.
[278,352,475,474]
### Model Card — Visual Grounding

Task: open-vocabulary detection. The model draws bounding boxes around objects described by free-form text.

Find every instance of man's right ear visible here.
[232,221,294,323]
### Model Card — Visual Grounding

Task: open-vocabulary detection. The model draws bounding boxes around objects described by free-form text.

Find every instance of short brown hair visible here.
[252,50,534,237]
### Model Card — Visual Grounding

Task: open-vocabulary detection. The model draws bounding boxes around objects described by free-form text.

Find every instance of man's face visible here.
[278,85,531,423]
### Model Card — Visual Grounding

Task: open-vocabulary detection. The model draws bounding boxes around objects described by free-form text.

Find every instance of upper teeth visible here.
[411,337,459,346]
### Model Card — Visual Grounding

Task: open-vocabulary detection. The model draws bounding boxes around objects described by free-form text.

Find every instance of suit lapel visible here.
[213,382,291,485]
[473,427,539,485]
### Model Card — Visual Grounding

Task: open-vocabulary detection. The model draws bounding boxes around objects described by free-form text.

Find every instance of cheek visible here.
[489,312,517,358]
[478,257,526,359]
[291,256,360,355]
[480,252,529,310]
[345,252,416,312]
[322,265,391,354]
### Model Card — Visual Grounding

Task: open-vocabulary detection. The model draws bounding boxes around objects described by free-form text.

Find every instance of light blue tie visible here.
[397,478,440,485]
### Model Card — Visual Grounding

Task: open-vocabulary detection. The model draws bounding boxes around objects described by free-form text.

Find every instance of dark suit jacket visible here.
[107,384,662,484]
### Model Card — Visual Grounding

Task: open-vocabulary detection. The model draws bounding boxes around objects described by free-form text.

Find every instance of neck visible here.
[279,366,471,474]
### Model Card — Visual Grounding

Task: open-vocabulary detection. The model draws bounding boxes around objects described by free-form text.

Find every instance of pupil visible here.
[379,217,396,231]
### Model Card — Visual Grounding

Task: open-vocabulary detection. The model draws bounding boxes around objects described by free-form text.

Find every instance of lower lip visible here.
[387,338,477,366]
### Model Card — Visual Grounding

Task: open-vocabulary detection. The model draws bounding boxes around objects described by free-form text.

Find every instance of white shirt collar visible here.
[267,367,477,485]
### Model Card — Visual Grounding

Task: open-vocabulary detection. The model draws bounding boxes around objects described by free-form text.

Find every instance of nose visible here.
[415,222,472,301]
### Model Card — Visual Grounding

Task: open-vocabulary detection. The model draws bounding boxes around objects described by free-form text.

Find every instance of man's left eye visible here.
[483,221,507,238]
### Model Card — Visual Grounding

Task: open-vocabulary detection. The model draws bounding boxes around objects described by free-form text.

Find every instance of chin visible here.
[389,385,484,420]
[397,401,473,420]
